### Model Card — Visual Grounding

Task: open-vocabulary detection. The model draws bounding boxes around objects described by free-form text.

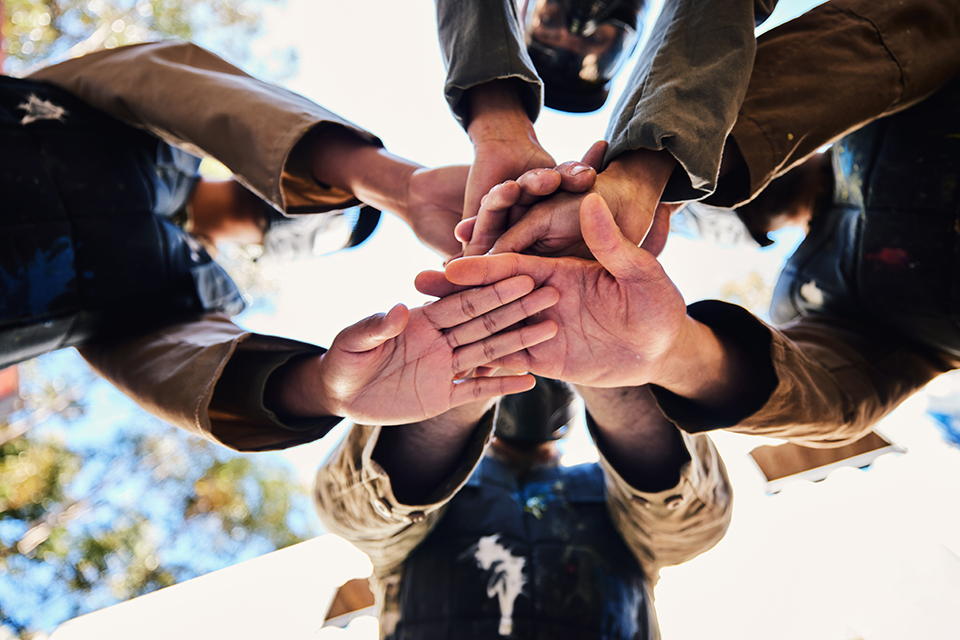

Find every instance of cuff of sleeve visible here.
[651,300,778,433]
[211,343,337,433]
[597,430,708,513]
[280,122,384,214]
[359,409,496,522]
[445,75,542,130]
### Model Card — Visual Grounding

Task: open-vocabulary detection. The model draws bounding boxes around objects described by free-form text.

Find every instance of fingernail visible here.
[571,164,589,175]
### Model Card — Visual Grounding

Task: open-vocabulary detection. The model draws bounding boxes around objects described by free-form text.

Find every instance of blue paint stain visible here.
[0,237,75,317]
[599,572,644,639]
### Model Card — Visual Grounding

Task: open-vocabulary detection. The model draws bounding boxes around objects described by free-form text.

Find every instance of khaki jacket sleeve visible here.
[607,0,771,201]
[651,302,959,448]
[27,41,382,213]
[314,414,494,575]
[729,314,959,447]
[721,0,960,206]
[599,432,732,587]
[78,315,336,452]
[434,0,542,128]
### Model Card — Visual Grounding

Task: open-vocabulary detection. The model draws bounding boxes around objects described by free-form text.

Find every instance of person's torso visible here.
[386,456,651,640]
[0,76,243,368]
[771,76,960,356]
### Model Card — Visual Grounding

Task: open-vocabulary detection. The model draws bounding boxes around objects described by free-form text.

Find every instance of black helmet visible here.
[522,0,647,113]
[494,376,576,444]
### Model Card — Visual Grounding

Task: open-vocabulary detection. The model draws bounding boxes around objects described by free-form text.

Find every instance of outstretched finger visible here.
[446,285,559,347]
[334,304,410,354]
[580,193,653,281]
[445,252,557,287]
[449,373,538,409]
[451,319,558,373]
[463,181,524,257]
[422,274,535,329]
[415,270,473,298]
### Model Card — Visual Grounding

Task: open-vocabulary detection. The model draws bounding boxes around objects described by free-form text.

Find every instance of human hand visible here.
[405,164,469,259]
[463,81,556,229]
[308,276,559,425]
[471,148,676,259]
[419,192,689,389]
[455,159,599,257]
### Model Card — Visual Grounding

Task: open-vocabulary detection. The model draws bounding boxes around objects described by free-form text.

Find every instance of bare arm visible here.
[373,400,495,505]
[576,385,689,492]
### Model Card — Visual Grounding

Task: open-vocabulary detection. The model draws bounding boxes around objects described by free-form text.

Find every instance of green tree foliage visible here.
[0,352,318,638]
[0,0,296,79]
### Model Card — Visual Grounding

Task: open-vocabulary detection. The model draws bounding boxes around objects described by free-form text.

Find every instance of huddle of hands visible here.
[285,129,710,427]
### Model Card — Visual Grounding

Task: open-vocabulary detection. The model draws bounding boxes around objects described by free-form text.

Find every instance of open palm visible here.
[422,193,687,388]
[316,275,559,424]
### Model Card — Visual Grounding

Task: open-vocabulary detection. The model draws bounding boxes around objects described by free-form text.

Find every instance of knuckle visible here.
[460,293,479,318]
[482,339,498,363]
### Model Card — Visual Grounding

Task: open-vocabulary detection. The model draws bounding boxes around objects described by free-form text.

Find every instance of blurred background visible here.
[1,1,959,639]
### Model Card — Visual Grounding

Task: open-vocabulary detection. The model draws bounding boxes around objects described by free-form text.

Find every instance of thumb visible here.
[335,304,410,354]
[580,140,609,170]
[580,193,651,281]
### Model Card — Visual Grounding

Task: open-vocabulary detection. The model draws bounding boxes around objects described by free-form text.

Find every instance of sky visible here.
[48,0,960,638]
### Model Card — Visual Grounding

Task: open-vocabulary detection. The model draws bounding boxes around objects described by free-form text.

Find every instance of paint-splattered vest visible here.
[0,76,243,368]
[389,455,651,640]
[770,77,960,356]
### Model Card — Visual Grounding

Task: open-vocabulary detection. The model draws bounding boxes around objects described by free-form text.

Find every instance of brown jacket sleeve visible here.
[716,0,960,207]
[730,314,959,447]
[78,315,339,451]
[652,302,959,447]
[28,41,382,213]
[598,431,732,587]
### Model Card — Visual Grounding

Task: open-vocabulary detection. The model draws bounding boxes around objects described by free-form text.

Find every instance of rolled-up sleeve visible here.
[720,0,960,206]
[28,41,383,214]
[434,0,542,128]
[606,0,766,202]
[600,431,733,586]
[314,413,494,574]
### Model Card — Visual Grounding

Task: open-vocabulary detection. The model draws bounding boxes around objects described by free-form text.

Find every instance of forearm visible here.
[309,125,420,227]
[372,399,495,504]
[465,79,539,144]
[646,301,778,429]
[576,385,690,492]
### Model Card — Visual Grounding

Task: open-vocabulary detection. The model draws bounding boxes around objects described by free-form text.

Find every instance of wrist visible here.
[650,316,733,406]
[310,126,420,220]
[600,149,677,244]
[266,352,340,419]
[466,81,539,146]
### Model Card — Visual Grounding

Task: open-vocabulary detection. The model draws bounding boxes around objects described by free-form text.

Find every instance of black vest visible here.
[0,76,243,368]
[771,78,960,356]
[390,456,651,640]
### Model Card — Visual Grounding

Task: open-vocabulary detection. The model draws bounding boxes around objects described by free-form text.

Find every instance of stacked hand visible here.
[460,142,677,259]
[418,188,691,389]
[279,275,559,425]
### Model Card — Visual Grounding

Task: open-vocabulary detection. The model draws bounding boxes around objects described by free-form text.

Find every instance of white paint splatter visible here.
[800,280,824,306]
[18,94,68,125]
[471,535,526,636]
